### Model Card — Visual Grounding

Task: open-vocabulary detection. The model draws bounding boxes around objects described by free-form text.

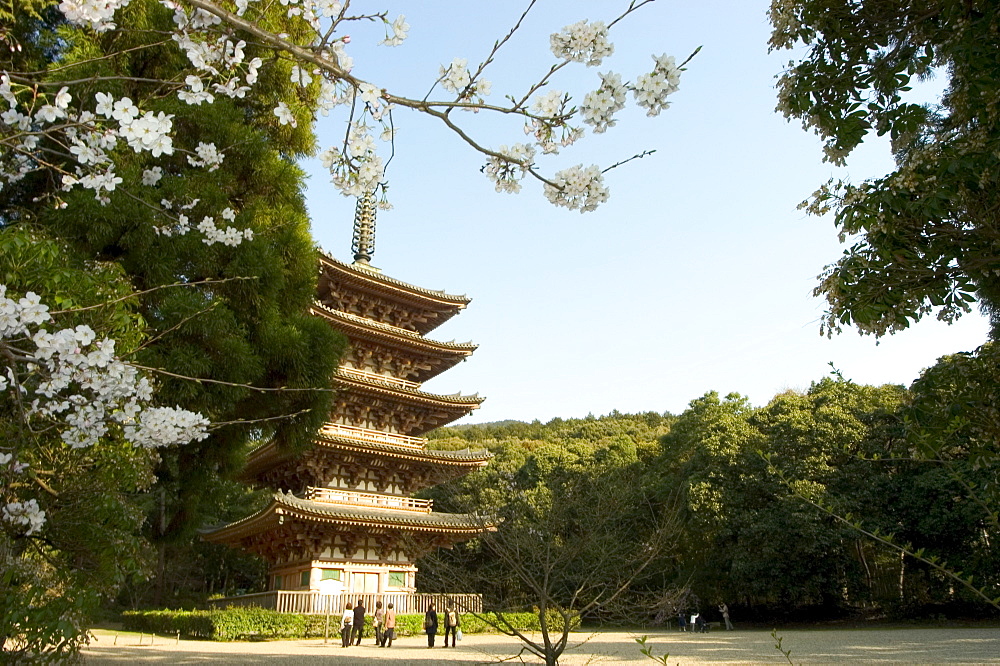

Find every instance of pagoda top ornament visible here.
[352,191,378,267]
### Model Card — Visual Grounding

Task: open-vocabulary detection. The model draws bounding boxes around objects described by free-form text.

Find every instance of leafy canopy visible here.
[770,0,1000,337]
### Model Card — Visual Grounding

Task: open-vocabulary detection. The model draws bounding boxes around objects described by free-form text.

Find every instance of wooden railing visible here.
[209,591,483,615]
[339,366,421,390]
[320,423,426,449]
[305,487,433,512]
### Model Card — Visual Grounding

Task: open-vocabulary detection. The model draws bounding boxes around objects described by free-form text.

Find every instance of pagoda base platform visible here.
[207,590,482,615]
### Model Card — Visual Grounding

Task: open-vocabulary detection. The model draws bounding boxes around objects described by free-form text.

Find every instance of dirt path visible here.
[81,626,1000,664]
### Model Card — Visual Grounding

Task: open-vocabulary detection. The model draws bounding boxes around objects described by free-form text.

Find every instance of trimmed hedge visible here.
[122,608,568,641]
[123,608,311,640]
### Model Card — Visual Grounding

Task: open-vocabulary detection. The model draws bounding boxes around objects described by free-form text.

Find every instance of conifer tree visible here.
[5,0,343,596]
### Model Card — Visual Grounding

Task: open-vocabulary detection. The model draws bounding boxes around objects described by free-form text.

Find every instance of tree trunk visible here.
[152,488,167,607]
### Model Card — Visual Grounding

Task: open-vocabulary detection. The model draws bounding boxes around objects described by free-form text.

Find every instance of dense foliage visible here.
[769,0,1000,338]
[22,0,343,555]
[766,0,1000,621]
[1,0,342,655]
[0,229,156,661]
[425,384,998,623]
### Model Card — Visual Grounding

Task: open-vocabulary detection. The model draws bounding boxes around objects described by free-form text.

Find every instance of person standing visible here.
[373,600,385,646]
[677,609,687,632]
[352,598,366,646]
[443,603,461,647]
[340,602,353,648]
[381,602,396,647]
[424,603,439,648]
[720,603,733,630]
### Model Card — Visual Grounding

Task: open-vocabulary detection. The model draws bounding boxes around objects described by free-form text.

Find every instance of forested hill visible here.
[420,371,1000,622]
[426,411,675,455]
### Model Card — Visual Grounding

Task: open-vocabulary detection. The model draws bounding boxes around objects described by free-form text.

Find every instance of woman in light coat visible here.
[340,602,354,648]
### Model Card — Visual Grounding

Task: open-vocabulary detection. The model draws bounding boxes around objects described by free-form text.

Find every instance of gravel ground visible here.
[81,626,1000,664]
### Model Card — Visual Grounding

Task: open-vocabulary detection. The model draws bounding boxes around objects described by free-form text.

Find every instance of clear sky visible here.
[303,0,990,425]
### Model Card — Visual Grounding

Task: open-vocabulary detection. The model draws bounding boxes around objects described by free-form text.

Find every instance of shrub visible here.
[122,608,304,641]
[122,610,215,639]
[120,608,555,641]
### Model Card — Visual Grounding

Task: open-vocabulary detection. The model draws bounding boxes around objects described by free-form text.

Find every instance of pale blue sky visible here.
[304,1,990,424]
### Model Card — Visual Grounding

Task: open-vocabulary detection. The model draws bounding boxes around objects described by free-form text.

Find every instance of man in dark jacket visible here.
[352,599,366,646]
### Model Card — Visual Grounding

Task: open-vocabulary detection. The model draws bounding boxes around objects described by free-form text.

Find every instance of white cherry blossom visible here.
[531,90,565,118]
[439,58,471,94]
[543,164,609,212]
[94,92,114,117]
[314,0,341,18]
[1,108,30,130]
[0,286,211,479]
[290,65,313,87]
[35,105,64,123]
[273,101,297,127]
[381,14,409,46]
[483,143,536,194]
[54,87,72,109]
[3,499,45,535]
[142,166,163,186]
[179,76,214,105]
[550,20,614,66]
[111,97,139,123]
[0,0,683,226]
[58,0,130,31]
[633,54,681,116]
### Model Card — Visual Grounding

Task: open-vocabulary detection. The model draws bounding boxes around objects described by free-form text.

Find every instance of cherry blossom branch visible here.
[30,475,59,498]
[129,363,336,393]
[470,0,540,87]
[605,0,656,30]
[180,0,356,81]
[7,73,180,87]
[15,37,174,76]
[407,101,559,188]
[123,302,221,358]
[601,149,657,173]
[48,277,259,315]
[2,0,687,221]
[209,407,314,429]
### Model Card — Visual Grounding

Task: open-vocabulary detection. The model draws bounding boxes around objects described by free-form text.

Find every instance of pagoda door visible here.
[352,572,379,594]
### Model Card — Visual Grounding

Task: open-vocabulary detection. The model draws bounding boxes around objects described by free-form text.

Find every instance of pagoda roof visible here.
[319,251,470,305]
[201,491,490,544]
[318,252,469,334]
[333,369,482,407]
[241,432,492,484]
[330,371,481,436]
[311,302,476,353]
[310,303,475,382]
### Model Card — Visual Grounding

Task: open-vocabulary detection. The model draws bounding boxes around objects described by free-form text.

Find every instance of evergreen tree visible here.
[770,0,1000,339]
[3,0,343,603]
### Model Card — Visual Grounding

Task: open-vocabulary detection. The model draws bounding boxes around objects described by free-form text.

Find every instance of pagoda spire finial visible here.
[351,191,377,266]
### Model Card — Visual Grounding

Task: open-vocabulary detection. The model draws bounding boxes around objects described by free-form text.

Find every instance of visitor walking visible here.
[381,602,396,647]
[352,598,366,646]
[443,603,461,647]
[720,603,733,630]
[373,601,384,645]
[424,603,439,648]
[340,602,353,648]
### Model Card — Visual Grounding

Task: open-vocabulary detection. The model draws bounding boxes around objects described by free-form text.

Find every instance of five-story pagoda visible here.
[203,195,491,606]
